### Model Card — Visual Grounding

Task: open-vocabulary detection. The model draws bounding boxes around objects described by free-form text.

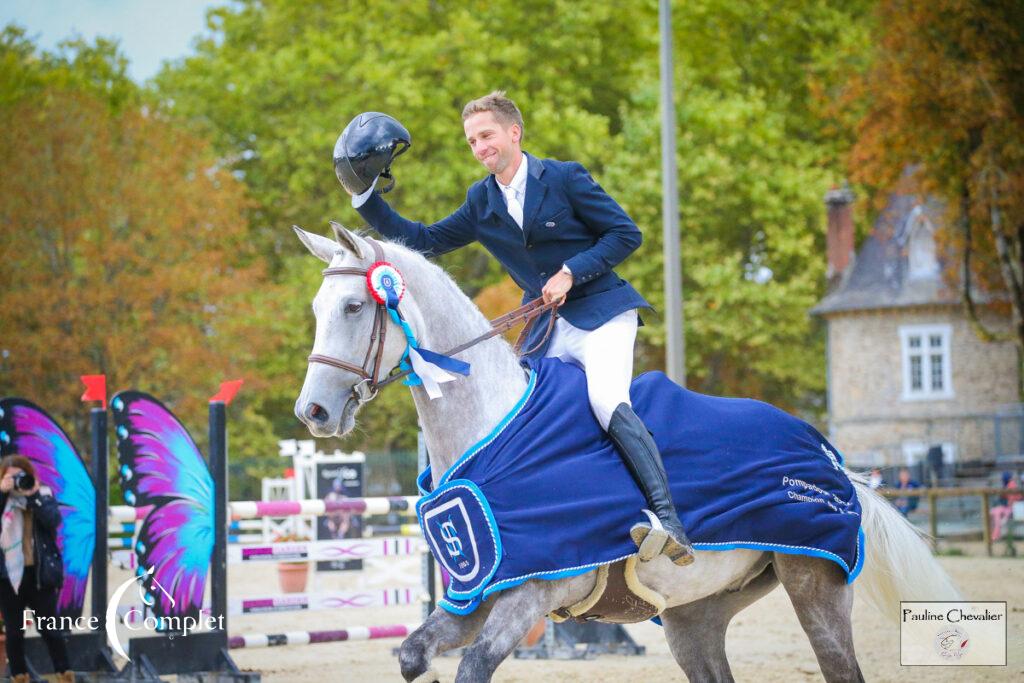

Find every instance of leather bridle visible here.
[306,239,391,404]
[306,237,561,405]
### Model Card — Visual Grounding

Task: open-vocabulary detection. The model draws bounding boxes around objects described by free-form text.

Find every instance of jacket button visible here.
[540,271,547,278]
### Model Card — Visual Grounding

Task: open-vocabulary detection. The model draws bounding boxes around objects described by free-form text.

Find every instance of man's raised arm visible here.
[354,188,477,257]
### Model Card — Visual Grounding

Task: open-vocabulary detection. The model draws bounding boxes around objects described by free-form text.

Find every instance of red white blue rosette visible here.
[364,259,471,399]
[366,261,406,308]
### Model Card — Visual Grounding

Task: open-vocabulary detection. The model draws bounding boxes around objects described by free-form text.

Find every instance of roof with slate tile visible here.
[811,192,959,316]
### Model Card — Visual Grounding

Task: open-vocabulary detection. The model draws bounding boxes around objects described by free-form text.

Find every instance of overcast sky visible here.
[2,0,221,82]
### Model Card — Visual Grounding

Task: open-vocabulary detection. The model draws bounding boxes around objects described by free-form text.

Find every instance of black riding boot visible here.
[607,402,695,566]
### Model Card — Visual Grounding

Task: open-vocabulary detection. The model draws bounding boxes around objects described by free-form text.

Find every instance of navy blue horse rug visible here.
[416,358,864,614]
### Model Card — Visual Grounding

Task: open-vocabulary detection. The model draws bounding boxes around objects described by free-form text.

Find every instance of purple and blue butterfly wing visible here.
[111,391,213,623]
[0,397,95,619]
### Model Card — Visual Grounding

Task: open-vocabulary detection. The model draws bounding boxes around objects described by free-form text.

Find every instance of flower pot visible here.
[520,618,545,647]
[277,562,310,593]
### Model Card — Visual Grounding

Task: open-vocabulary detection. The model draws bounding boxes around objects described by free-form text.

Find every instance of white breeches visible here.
[544,309,638,430]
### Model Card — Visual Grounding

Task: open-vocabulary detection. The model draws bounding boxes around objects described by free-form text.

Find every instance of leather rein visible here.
[307,237,560,404]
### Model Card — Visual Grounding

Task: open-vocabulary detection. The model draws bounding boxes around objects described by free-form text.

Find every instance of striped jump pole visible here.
[230,588,424,615]
[111,498,420,523]
[228,536,424,563]
[228,624,419,650]
[228,496,419,519]
[113,520,261,535]
[109,505,152,523]
[364,523,422,537]
[117,588,425,624]
[109,534,261,549]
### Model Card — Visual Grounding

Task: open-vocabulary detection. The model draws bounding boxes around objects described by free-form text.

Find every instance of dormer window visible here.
[905,206,940,280]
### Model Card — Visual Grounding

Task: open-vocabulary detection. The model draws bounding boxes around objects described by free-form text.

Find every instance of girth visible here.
[549,556,666,625]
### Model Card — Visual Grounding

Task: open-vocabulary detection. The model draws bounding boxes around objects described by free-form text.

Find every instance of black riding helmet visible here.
[334,112,411,195]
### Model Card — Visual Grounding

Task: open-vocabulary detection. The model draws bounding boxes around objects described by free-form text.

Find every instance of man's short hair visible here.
[462,91,525,137]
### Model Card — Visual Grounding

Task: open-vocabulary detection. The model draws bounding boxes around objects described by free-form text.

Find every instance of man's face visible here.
[464,111,521,176]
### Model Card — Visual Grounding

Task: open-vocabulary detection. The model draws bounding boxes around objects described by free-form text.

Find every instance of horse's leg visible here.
[400,602,494,682]
[454,581,560,683]
[773,553,864,682]
[661,563,779,682]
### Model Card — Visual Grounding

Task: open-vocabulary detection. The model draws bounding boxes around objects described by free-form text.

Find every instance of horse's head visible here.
[293,223,417,437]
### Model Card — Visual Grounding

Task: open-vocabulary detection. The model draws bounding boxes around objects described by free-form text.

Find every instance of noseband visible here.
[307,236,561,404]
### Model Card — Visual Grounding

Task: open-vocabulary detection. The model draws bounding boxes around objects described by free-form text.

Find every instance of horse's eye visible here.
[345,301,364,314]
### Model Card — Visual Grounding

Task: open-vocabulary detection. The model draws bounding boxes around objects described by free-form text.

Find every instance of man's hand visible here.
[542,270,573,304]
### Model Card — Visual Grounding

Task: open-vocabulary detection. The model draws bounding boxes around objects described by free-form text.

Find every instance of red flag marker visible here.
[210,379,244,405]
[80,375,107,409]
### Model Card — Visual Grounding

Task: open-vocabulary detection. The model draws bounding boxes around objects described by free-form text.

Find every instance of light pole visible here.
[660,0,685,385]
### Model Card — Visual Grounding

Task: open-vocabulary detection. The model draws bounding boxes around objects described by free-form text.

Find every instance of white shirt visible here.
[496,153,528,229]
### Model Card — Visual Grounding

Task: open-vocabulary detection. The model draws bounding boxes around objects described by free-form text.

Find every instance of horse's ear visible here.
[293,225,338,264]
[329,221,367,261]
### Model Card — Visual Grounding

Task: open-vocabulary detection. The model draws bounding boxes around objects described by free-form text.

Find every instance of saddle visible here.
[549,555,666,624]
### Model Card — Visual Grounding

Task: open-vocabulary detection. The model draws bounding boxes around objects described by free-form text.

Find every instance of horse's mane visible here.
[366,232,512,354]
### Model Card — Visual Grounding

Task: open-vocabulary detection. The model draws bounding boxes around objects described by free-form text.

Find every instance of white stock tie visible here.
[503,186,524,229]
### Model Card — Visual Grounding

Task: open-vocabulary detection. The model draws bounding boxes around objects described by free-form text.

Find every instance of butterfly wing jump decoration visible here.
[112,391,214,625]
[0,398,96,618]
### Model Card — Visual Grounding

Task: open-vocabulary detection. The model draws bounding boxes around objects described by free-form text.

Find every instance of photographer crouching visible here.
[0,455,71,683]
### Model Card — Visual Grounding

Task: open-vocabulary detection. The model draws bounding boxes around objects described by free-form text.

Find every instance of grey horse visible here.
[294,225,960,683]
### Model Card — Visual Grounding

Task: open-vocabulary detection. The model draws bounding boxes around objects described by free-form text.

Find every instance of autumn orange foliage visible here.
[0,89,273,441]
[473,277,525,344]
[843,0,1024,351]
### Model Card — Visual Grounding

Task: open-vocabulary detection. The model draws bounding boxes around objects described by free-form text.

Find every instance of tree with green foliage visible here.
[152,0,877,431]
[152,0,657,449]
[605,0,873,412]
[5,1,881,472]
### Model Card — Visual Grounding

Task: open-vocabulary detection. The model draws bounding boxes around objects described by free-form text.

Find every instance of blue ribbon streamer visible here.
[385,305,471,391]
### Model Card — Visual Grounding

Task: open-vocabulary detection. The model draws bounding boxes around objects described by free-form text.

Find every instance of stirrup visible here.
[630,510,668,561]
[630,510,695,566]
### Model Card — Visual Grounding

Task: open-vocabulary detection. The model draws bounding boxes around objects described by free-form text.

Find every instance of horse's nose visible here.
[296,401,329,425]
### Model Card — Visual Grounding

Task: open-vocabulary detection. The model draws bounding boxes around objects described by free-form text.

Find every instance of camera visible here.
[12,471,35,492]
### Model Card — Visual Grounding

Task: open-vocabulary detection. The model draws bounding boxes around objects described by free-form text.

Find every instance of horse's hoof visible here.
[632,524,668,561]
[411,669,440,683]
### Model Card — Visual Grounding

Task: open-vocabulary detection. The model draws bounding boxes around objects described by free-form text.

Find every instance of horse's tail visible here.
[851,472,961,620]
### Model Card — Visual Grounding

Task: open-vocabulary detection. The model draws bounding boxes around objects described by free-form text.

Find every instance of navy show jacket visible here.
[355,152,652,358]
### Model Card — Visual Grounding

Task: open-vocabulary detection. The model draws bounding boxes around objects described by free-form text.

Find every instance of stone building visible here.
[810,187,1020,471]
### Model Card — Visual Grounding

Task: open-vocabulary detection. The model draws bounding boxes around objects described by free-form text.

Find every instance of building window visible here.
[900,324,953,400]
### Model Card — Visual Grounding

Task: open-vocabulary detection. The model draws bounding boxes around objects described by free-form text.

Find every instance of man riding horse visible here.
[334,91,694,566]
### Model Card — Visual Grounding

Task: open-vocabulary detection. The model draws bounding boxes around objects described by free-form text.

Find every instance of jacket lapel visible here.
[482,176,523,236]
[520,153,548,242]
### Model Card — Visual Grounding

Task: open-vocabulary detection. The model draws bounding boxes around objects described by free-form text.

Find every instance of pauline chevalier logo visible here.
[900,601,1005,666]
[933,625,969,661]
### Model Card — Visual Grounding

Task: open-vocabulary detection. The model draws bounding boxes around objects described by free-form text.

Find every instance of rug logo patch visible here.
[423,497,481,582]
[440,516,465,560]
